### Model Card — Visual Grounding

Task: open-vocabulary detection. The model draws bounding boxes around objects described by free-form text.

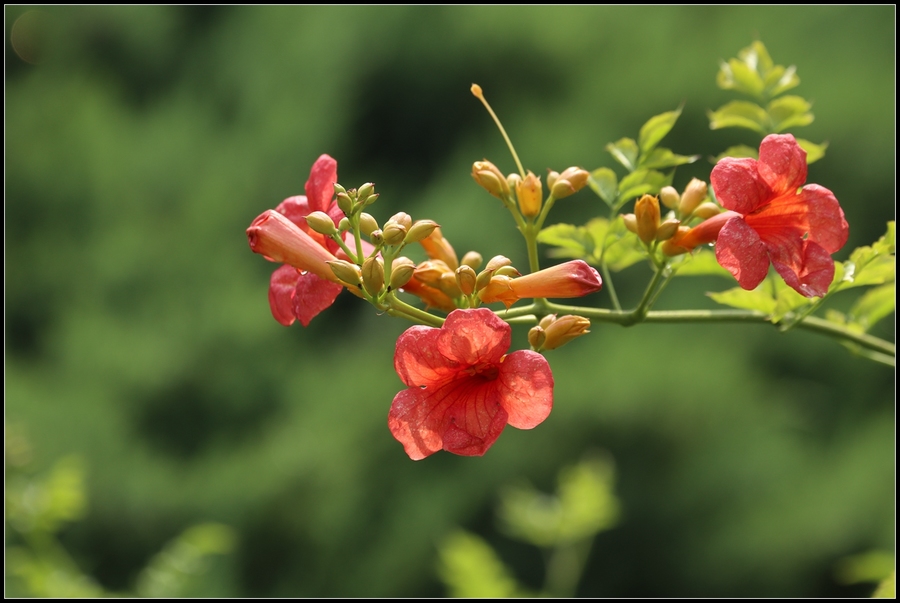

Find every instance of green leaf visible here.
[795,138,828,164]
[437,531,524,598]
[717,57,765,98]
[708,101,769,134]
[713,144,759,163]
[765,64,800,97]
[708,286,776,315]
[617,169,671,208]
[606,137,639,172]
[537,223,594,260]
[840,224,896,290]
[639,147,699,170]
[603,219,646,271]
[767,95,814,132]
[670,249,732,277]
[588,167,618,207]
[638,108,681,156]
[848,283,895,332]
[771,276,815,321]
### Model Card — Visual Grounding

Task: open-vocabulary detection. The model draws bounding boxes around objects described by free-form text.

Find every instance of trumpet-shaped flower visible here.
[247,154,347,326]
[389,308,553,460]
[709,134,849,297]
[479,260,602,307]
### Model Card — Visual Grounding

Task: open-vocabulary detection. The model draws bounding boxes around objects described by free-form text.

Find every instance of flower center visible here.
[464,362,499,381]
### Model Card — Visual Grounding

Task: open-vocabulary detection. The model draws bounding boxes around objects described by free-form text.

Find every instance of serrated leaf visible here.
[708,286,776,315]
[794,138,827,164]
[713,144,759,163]
[537,223,594,260]
[848,283,895,332]
[588,168,618,207]
[606,137,639,172]
[639,147,699,170]
[708,101,769,134]
[670,249,732,277]
[638,109,681,156]
[767,95,814,132]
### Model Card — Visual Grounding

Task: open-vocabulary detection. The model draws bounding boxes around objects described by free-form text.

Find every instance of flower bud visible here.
[438,272,463,299]
[246,210,341,283]
[306,211,338,236]
[328,259,362,287]
[679,178,708,216]
[338,216,351,233]
[661,226,692,256]
[659,186,680,209]
[461,251,483,271]
[622,213,638,235]
[363,193,379,206]
[507,173,522,192]
[389,257,416,290]
[550,167,590,199]
[516,171,543,218]
[414,260,452,287]
[484,255,512,272]
[541,315,591,350]
[494,265,521,278]
[456,265,477,296]
[691,202,722,220]
[369,229,383,246]
[472,160,510,198]
[358,213,379,237]
[528,325,546,351]
[546,170,560,191]
[539,314,557,329]
[419,227,459,270]
[357,182,375,202]
[361,256,385,296]
[655,218,682,242]
[333,183,347,196]
[382,213,410,246]
[336,192,354,215]
[634,194,660,244]
[404,220,439,244]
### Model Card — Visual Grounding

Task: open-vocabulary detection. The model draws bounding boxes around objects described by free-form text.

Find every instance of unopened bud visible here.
[382,221,408,246]
[389,257,416,290]
[363,193,379,206]
[494,265,521,278]
[634,194,661,245]
[328,260,361,287]
[358,213,379,237]
[414,260,452,287]
[546,170,560,191]
[484,255,513,273]
[622,213,638,235]
[528,325,546,351]
[306,211,337,236]
[456,265,477,296]
[661,226,692,256]
[404,220,439,244]
[691,202,722,220]
[541,315,591,350]
[369,229,384,245]
[507,173,522,192]
[472,160,510,198]
[336,192,353,215]
[438,272,463,298]
[550,167,590,199]
[361,256,385,295]
[516,171,543,218]
[659,186,680,209]
[461,251,483,271]
[357,182,375,201]
[539,314,557,329]
[655,218,682,241]
[338,217,351,233]
[333,183,347,196]
[679,178,708,216]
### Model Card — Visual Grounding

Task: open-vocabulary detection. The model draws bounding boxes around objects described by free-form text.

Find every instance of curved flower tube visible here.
[479,260,602,307]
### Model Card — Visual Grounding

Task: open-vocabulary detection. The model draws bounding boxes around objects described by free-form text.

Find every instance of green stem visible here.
[631,266,667,323]
[598,260,622,312]
[385,292,445,327]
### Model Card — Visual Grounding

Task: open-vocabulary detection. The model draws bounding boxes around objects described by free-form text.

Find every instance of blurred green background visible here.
[5,5,894,597]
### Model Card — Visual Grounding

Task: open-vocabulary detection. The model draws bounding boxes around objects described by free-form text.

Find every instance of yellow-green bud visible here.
[691,202,722,220]
[634,194,660,245]
[369,229,384,245]
[659,186,680,209]
[438,272,463,298]
[546,170,560,191]
[455,265,477,296]
[679,178,708,216]
[494,265,521,278]
[404,220,439,244]
[528,325,546,351]
[333,183,347,195]
[550,167,590,199]
[461,251,483,271]
[363,193,379,206]
[507,173,522,192]
[382,223,408,246]
[389,257,416,290]
[306,211,337,236]
[622,213,638,235]
[388,212,412,231]
[336,192,354,215]
[338,217,351,233]
[472,160,510,198]
[516,171,543,218]
[484,255,512,272]
[358,213,379,237]
[357,182,375,201]
[655,218,682,242]
[361,256,384,296]
[328,260,361,287]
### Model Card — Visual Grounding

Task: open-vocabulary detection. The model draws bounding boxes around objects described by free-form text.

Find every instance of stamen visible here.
[471,84,525,178]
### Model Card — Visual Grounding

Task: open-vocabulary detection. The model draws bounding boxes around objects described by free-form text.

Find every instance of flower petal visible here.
[498,350,553,430]
[291,272,343,327]
[768,239,835,298]
[305,154,338,214]
[275,195,313,228]
[801,184,849,254]
[715,216,770,291]
[437,308,511,366]
[268,264,301,326]
[757,133,807,196]
[711,157,772,215]
[394,325,459,388]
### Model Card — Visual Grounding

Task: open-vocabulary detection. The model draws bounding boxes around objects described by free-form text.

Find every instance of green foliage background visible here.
[6,6,894,597]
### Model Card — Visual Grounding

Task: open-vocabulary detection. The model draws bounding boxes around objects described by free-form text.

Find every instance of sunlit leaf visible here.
[588,167,618,207]
[606,137,639,172]
[708,286,776,315]
[537,223,594,260]
[603,219,646,271]
[436,531,524,598]
[767,95,814,132]
[638,108,681,156]
[795,138,827,164]
[670,249,732,277]
[717,57,764,98]
[617,169,671,208]
[713,144,759,163]
[848,283,895,332]
[708,101,769,134]
[771,276,814,321]
[640,147,699,170]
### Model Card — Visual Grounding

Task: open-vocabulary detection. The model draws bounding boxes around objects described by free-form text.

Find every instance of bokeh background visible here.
[5,5,894,597]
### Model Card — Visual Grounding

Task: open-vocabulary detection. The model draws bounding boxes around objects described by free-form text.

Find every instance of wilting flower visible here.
[389,308,553,460]
[671,134,848,297]
[479,260,602,307]
[247,154,346,326]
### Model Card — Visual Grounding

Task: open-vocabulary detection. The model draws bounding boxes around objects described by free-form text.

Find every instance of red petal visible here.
[394,325,460,388]
[437,308,511,366]
[268,264,300,326]
[275,195,312,228]
[710,157,773,215]
[801,184,849,254]
[498,350,553,429]
[305,154,338,214]
[769,239,835,298]
[291,272,343,327]
[757,134,807,196]
[715,216,770,291]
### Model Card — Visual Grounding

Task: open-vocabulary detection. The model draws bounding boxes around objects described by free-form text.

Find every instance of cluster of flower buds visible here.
[528,314,592,352]
[472,160,590,219]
